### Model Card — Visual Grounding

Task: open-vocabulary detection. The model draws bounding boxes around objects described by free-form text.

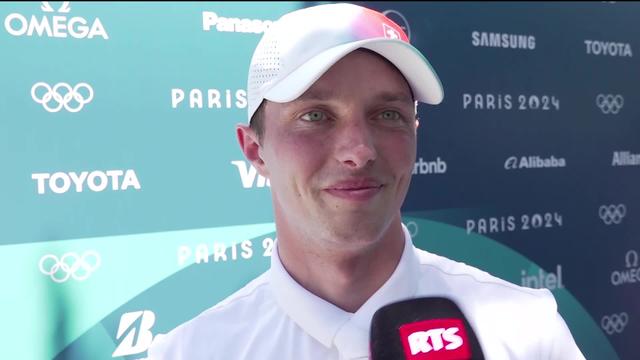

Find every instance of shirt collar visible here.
[270,224,420,358]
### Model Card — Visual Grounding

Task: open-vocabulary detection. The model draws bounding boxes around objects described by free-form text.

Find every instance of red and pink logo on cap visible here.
[398,318,472,360]
[356,8,409,43]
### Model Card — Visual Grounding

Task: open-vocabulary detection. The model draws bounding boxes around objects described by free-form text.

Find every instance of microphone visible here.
[370,297,485,360]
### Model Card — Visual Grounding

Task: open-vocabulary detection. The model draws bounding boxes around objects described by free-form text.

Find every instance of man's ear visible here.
[236,124,269,178]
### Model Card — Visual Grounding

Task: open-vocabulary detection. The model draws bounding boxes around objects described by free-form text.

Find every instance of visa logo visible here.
[230,160,270,188]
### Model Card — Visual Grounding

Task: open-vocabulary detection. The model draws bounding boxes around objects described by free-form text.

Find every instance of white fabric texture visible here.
[147,224,585,360]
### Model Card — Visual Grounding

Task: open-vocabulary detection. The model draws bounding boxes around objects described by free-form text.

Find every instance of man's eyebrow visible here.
[295,89,334,102]
[370,91,414,104]
[295,90,414,103]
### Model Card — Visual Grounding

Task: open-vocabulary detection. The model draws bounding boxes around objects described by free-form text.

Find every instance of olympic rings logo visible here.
[31,82,94,113]
[598,204,626,225]
[38,250,101,283]
[406,221,419,238]
[596,94,624,114]
[601,313,629,335]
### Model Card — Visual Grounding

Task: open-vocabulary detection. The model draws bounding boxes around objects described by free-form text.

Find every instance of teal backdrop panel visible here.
[0,2,638,359]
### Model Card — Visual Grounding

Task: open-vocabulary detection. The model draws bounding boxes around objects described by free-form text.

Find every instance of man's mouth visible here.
[324,179,384,201]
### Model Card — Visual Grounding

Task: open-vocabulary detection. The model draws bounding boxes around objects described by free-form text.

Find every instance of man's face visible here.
[241,49,417,246]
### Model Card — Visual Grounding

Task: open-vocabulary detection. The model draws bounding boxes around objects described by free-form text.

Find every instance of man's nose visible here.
[334,120,377,169]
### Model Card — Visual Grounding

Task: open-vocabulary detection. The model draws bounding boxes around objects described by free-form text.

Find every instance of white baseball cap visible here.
[247,3,444,122]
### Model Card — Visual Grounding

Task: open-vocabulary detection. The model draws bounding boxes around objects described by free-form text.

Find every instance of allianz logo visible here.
[4,1,108,39]
[231,160,270,189]
[202,11,273,34]
[612,151,640,167]
[471,31,535,50]
[32,169,141,194]
[504,155,566,170]
[412,157,447,175]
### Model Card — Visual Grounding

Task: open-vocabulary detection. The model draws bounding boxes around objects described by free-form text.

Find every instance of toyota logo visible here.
[31,82,94,113]
[598,204,626,225]
[596,94,624,114]
[601,313,629,335]
[38,250,101,283]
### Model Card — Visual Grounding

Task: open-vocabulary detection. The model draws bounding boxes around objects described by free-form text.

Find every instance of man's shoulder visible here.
[414,248,556,308]
[147,271,274,359]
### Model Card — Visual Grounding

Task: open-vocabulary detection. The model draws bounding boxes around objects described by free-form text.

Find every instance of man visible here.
[148,3,585,359]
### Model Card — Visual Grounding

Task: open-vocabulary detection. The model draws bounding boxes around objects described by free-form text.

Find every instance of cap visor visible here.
[264,38,443,105]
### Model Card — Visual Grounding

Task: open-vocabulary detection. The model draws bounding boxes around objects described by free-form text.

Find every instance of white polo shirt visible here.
[147,225,585,360]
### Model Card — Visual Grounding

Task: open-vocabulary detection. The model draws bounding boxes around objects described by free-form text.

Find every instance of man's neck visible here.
[275,218,406,313]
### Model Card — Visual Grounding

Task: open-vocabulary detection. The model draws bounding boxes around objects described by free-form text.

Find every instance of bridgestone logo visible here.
[471,31,535,50]
[505,156,566,170]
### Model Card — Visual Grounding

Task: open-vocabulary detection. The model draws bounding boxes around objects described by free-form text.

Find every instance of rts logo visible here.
[399,319,471,360]
[231,160,270,189]
[4,1,109,39]
[112,310,156,357]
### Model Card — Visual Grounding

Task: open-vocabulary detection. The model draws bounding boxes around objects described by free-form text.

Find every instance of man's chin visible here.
[318,214,394,243]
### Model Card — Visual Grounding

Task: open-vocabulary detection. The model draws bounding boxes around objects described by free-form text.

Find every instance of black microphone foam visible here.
[370,297,485,360]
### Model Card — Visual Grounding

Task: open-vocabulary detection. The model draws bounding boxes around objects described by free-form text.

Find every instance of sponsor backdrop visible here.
[0,1,638,359]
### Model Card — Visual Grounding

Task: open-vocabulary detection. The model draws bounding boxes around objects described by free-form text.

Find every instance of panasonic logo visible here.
[471,31,535,50]
[505,156,566,170]
[612,151,640,166]
[32,169,141,194]
[202,11,273,34]
[585,40,633,57]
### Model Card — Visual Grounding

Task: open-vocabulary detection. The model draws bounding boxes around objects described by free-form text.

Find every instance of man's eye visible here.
[379,110,401,121]
[300,111,326,122]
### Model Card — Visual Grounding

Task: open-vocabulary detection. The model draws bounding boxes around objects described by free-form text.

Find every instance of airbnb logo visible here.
[399,319,471,359]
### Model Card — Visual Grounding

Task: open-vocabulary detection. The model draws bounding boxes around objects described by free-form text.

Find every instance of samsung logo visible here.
[472,31,535,50]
